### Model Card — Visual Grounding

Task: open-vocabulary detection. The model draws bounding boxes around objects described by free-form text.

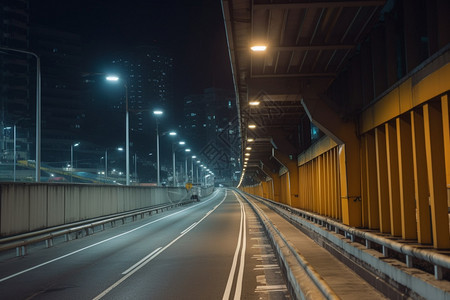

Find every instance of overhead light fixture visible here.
[247,138,254,142]
[249,100,260,106]
[251,45,267,52]
[245,157,249,161]
[153,110,163,115]
[248,124,256,129]
[169,131,177,136]
[245,147,252,150]
[245,153,250,156]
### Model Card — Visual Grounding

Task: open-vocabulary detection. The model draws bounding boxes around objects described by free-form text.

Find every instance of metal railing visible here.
[0,200,194,257]
[245,192,450,281]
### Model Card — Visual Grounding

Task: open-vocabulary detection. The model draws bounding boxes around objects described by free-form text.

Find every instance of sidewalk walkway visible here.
[249,197,387,300]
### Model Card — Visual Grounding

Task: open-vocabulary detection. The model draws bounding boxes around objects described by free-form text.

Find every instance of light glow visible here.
[153,110,163,115]
[251,45,267,52]
[249,100,260,106]
[248,124,256,129]
[169,131,177,136]
[247,138,254,142]
[245,147,252,150]
[106,76,119,81]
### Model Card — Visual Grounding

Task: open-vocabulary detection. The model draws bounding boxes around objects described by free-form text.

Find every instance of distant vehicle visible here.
[190,187,200,202]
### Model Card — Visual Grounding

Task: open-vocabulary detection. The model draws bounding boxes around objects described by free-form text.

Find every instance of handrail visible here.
[0,200,194,256]
[235,189,339,300]
[246,192,450,280]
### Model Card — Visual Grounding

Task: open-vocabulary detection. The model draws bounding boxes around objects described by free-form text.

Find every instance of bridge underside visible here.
[222,0,450,249]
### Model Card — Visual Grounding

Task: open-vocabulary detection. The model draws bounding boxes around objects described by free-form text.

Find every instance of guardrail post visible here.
[382,245,388,257]
[406,255,413,268]
[16,246,21,257]
[434,265,443,280]
[45,238,53,248]
[366,240,371,249]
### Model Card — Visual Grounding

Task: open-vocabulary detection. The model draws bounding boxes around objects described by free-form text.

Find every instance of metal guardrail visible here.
[235,189,338,300]
[0,200,194,257]
[245,192,450,281]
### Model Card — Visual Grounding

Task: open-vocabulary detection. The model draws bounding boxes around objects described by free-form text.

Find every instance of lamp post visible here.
[70,142,80,182]
[0,46,41,182]
[185,148,191,182]
[153,109,164,186]
[106,75,130,186]
[191,155,196,182]
[172,140,185,187]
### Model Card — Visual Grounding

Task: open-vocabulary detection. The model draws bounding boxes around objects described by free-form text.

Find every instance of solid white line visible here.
[93,191,228,300]
[181,222,198,235]
[222,192,246,300]
[233,193,246,300]
[121,247,162,275]
[0,190,224,284]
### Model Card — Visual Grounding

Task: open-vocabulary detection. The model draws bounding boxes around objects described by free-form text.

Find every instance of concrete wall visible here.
[0,183,189,237]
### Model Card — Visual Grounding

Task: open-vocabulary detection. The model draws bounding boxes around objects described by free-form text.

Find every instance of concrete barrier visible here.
[0,183,189,237]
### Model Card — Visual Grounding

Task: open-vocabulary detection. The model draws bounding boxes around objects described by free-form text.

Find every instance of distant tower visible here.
[182,88,239,183]
[111,46,174,134]
[0,1,32,161]
[30,26,84,162]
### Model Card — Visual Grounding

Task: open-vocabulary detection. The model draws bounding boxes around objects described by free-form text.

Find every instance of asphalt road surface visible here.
[0,188,290,299]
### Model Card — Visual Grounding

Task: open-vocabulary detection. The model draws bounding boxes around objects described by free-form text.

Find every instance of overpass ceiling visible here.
[222,0,386,169]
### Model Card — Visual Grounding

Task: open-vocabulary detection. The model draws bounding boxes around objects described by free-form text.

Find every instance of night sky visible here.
[30,0,233,99]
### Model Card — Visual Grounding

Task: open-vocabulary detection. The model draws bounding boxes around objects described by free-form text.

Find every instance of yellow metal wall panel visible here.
[373,88,400,130]
[360,57,450,135]
[441,94,450,207]
[365,132,380,229]
[411,109,432,244]
[375,127,391,233]
[385,122,402,236]
[413,63,450,106]
[399,79,413,115]
[396,116,418,240]
[423,102,450,249]
[360,136,369,227]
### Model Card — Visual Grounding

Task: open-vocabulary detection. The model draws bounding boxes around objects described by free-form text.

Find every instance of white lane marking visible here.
[222,195,244,300]
[0,190,225,284]
[222,192,247,300]
[255,285,288,292]
[233,194,246,300]
[93,191,228,300]
[121,247,162,275]
[253,264,280,271]
[181,222,198,235]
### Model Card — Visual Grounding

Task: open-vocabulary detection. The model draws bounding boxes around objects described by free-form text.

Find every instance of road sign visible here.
[185,183,193,190]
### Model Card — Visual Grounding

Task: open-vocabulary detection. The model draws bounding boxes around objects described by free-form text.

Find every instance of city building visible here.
[182,87,239,183]
[0,0,32,161]
[30,26,85,166]
[110,46,174,135]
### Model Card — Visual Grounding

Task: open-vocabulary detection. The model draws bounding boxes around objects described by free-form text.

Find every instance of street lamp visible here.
[0,46,41,182]
[171,140,185,187]
[102,147,123,183]
[191,155,196,183]
[106,75,130,186]
[185,148,191,182]
[70,142,80,182]
[153,109,164,186]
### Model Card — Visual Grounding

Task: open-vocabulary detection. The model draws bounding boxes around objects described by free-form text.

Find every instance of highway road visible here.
[0,188,289,299]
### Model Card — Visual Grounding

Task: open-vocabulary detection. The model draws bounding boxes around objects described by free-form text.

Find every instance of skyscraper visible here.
[111,46,174,134]
[0,1,32,161]
[182,88,239,183]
